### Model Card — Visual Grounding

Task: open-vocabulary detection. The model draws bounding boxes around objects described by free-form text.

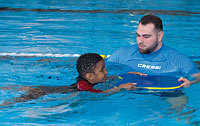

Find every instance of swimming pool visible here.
[0,0,200,125]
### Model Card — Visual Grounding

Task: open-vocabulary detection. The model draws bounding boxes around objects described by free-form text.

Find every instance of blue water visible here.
[0,0,200,125]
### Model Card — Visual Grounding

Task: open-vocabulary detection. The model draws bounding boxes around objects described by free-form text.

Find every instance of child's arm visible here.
[106,72,147,82]
[128,72,147,76]
[101,83,137,93]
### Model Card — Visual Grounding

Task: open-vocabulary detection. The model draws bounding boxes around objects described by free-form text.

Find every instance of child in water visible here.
[1,53,137,106]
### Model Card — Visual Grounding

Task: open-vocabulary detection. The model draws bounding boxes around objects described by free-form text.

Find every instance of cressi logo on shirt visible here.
[138,64,161,70]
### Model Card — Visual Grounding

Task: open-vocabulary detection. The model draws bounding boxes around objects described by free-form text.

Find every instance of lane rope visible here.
[0,52,110,58]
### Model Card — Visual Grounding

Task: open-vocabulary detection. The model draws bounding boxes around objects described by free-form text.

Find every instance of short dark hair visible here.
[76,53,103,78]
[139,15,163,31]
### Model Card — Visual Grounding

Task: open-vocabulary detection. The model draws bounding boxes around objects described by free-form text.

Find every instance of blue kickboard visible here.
[114,73,183,91]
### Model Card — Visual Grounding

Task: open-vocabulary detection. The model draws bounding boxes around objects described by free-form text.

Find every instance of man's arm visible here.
[190,72,200,85]
[179,72,200,88]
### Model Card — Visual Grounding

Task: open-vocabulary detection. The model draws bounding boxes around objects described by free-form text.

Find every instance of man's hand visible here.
[179,77,191,88]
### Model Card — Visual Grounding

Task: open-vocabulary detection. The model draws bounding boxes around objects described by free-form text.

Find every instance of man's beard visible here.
[138,42,158,54]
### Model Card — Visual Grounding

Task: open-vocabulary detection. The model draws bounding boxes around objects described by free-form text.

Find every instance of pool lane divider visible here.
[0,53,110,58]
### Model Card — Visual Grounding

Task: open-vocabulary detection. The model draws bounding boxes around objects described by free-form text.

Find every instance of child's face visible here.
[92,59,107,83]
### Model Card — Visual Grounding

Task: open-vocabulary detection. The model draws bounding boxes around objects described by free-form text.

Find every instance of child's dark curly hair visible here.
[76,53,103,78]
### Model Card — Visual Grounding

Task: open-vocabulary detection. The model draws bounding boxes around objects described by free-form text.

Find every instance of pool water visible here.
[0,0,200,125]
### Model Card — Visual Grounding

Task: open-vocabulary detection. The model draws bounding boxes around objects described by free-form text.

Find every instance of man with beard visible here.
[108,15,199,87]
